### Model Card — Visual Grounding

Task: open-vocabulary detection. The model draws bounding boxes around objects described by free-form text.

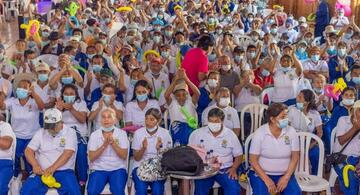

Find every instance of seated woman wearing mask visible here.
[0,118,15,195]
[132,108,172,195]
[249,103,301,195]
[272,50,303,106]
[87,108,129,195]
[332,100,360,195]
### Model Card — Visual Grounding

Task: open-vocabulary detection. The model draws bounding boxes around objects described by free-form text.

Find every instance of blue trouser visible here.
[238,112,251,140]
[87,168,127,195]
[323,123,332,154]
[283,98,296,106]
[14,138,32,177]
[334,156,360,195]
[194,168,241,195]
[170,121,193,145]
[20,169,81,195]
[76,141,88,183]
[309,145,320,175]
[248,170,301,195]
[39,112,44,128]
[132,168,165,195]
[0,160,13,195]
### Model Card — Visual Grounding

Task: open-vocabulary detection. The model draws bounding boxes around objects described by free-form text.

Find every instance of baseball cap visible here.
[35,61,50,72]
[43,108,62,129]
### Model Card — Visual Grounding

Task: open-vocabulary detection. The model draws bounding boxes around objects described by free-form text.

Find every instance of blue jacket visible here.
[328,55,354,83]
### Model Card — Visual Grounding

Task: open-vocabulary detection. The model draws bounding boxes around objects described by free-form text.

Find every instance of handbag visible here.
[326,130,360,169]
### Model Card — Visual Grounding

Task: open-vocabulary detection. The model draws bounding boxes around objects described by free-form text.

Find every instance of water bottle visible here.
[204,151,211,171]
[209,149,214,167]
[174,140,180,147]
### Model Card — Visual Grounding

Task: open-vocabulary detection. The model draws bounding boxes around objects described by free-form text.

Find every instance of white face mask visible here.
[222,65,231,71]
[207,79,218,88]
[219,97,230,107]
[146,125,158,133]
[208,122,222,133]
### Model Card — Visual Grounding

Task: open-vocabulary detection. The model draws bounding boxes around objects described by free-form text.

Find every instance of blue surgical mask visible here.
[344,32,353,39]
[338,48,347,57]
[327,48,337,56]
[278,118,289,129]
[63,95,76,103]
[92,64,102,73]
[352,77,360,85]
[61,77,74,84]
[136,93,148,102]
[280,66,292,73]
[42,31,50,37]
[270,28,277,34]
[16,88,29,99]
[103,94,112,104]
[102,125,114,132]
[342,98,355,106]
[130,79,138,86]
[165,30,172,37]
[153,36,161,43]
[261,69,270,77]
[298,47,306,53]
[313,87,323,94]
[28,41,36,48]
[249,52,256,59]
[161,51,169,58]
[38,74,49,82]
[70,55,75,61]
[208,54,216,62]
[296,102,304,110]
[234,55,243,63]
[311,54,320,62]
[154,26,161,32]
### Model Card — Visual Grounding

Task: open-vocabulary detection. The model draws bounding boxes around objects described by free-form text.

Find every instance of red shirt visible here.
[253,68,274,88]
[181,48,208,87]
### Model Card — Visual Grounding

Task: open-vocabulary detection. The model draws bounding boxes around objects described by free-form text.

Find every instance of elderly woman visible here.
[249,103,301,195]
[87,108,129,195]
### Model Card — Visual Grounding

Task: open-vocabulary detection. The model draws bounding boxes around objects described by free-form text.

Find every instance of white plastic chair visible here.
[4,0,19,21]
[7,129,17,195]
[259,87,274,105]
[295,132,331,195]
[240,104,268,142]
[0,2,5,23]
[328,128,338,188]
[163,109,169,130]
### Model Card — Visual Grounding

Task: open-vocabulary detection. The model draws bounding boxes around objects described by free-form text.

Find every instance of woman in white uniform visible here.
[0,120,15,195]
[249,103,301,195]
[55,84,89,187]
[288,89,323,175]
[87,108,129,195]
[132,108,172,195]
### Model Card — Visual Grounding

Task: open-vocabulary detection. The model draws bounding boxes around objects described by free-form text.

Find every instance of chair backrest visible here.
[259,87,274,105]
[244,133,255,169]
[330,127,337,154]
[240,104,268,142]
[296,132,325,177]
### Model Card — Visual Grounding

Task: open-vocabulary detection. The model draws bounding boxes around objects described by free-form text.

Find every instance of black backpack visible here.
[161,146,204,176]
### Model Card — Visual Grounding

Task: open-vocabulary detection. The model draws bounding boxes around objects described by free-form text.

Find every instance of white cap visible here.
[44,108,62,124]
[298,16,306,23]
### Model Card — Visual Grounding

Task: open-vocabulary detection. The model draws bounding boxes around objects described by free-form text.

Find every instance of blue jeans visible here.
[248,170,301,195]
[0,160,13,195]
[20,169,81,195]
[194,168,241,195]
[170,121,193,145]
[309,146,320,175]
[15,138,32,177]
[76,142,88,183]
[132,168,165,195]
[87,168,127,195]
[334,156,360,195]
[283,98,297,106]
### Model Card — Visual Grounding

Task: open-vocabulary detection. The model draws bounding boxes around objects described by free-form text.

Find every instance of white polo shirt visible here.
[333,116,360,156]
[234,87,260,112]
[5,98,40,139]
[91,101,124,130]
[288,106,322,133]
[132,127,172,169]
[88,128,129,171]
[189,126,243,169]
[330,16,349,30]
[125,99,160,126]
[123,75,135,104]
[27,126,77,170]
[302,59,328,73]
[0,122,15,160]
[168,97,197,124]
[34,83,55,105]
[272,69,299,103]
[62,100,89,137]
[250,124,299,175]
[144,72,170,99]
[202,105,240,130]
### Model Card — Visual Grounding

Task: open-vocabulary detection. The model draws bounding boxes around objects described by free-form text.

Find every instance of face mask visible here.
[16,88,29,99]
[311,54,320,62]
[207,79,218,88]
[63,95,76,103]
[100,39,107,45]
[28,41,36,48]
[313,87,323,94]
[208,122,222,133]
[219,97,230,107]
[208,18,215,24]
[277,118,289,129]
[102,125,114,132]
[342,98,355,106]
[296,102,304,110]
[165,30,172,37]
[61,77,73,84]
[249,52,256,59]
[130,79,138,86]
[280,66,292,73]
[146,125,158,133]
[298,47,306,53]
[352,77,360,85]
[38,74,48,82]
[208,54,216,62]
[345,32,353,39]
[261,69,270,77]
[88,54,95,59]
[234,55,243,63]
[92,64,102,73]
[216,29,222,34]
[153,36,161,43]
[327,47,337,55]
[339,12,344,17]
[103,94,112,104]
[104,18,111,23]
[338,48,347,57]
[270,28,277,34]
[158,15,164,19]
[222,65,231,71]
[161,51,169,58]
[154,26,161,32]
[151,70,160,76]
[248,18,254,22]
[136,93,148,102]
[251,36,258,42]
[42,31,49,37]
